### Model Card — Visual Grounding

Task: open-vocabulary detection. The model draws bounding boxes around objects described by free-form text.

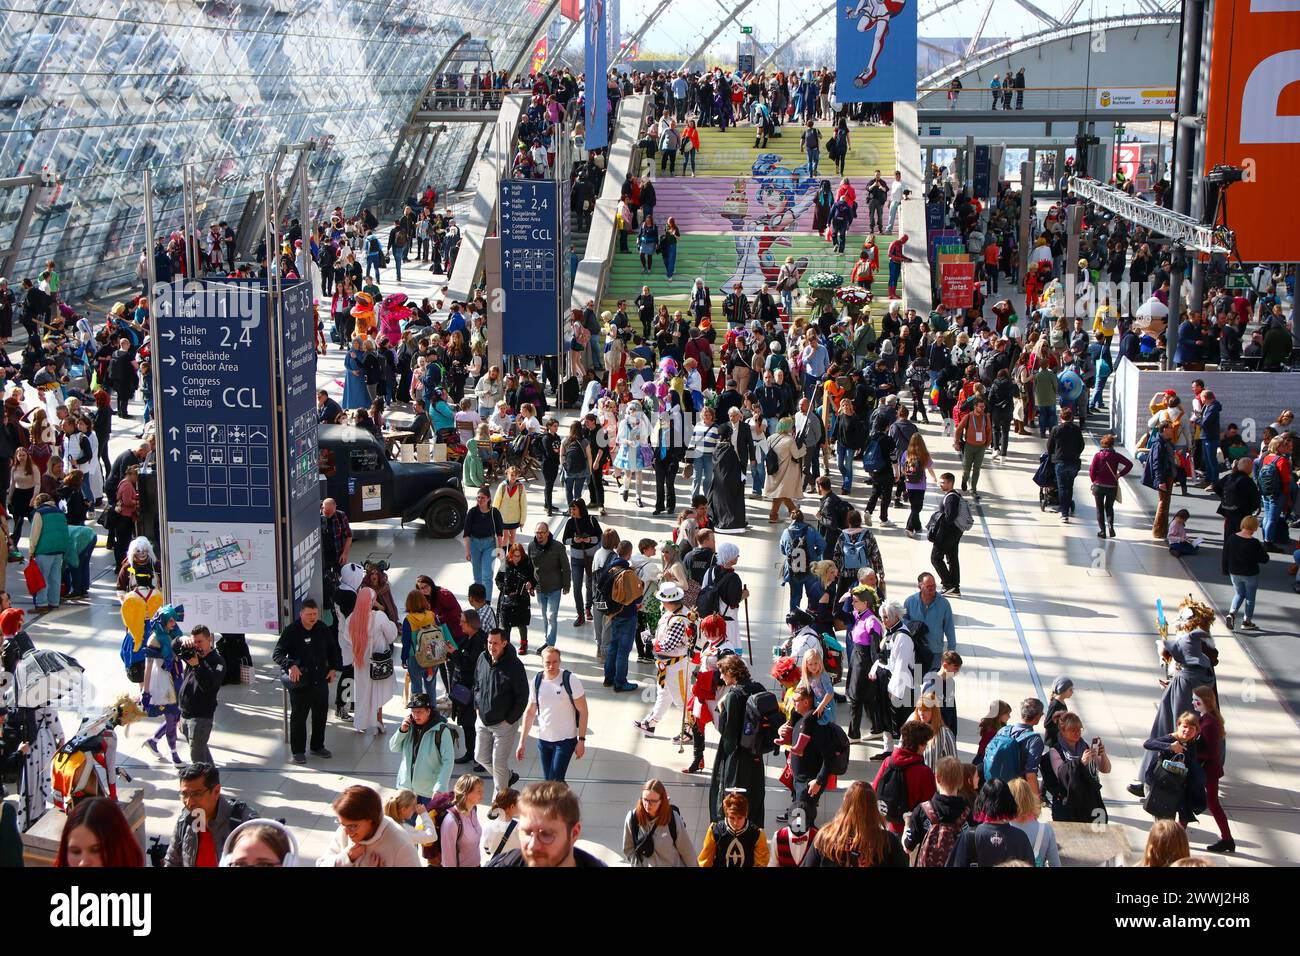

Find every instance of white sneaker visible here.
[880,519,893,527]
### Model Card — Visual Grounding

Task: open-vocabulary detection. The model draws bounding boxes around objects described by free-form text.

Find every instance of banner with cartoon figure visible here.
[836,0,917,103]
[584,0,608,151]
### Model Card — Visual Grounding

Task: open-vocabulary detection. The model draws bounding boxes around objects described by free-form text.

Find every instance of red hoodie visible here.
[872,746,937,834]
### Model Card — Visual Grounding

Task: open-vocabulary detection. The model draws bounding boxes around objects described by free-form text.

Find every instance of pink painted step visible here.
[643,175,853,234]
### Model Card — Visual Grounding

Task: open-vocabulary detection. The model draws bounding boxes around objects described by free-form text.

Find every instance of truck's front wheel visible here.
[423,497,466,537]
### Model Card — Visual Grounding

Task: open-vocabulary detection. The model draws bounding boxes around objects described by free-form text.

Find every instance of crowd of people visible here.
[0,50,1295,871]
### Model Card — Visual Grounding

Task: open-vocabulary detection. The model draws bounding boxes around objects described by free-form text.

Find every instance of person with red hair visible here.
[349,586,398,736]
[682,614,731,775]
[56,797,144,867]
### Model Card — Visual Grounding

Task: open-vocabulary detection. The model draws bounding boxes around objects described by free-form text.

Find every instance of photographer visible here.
[163,762,258,867]
[273,599,339,765]
[177,625,226,766]
[1045,712,1110,823]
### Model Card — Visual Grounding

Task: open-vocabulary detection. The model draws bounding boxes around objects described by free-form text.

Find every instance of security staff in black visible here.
[272,599,340,763]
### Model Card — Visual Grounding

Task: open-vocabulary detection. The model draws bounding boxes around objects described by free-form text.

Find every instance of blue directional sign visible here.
[499,179,560,356]
[278,279,323,615]
[157,282,275,522]
[155,279,282,634]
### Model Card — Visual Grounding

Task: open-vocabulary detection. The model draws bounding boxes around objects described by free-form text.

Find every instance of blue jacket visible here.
[780,522,825,583]
[1142,433,1174,489]
[903,592,957,657]
[1199,399,1222,443]
[1172,320,1201,365]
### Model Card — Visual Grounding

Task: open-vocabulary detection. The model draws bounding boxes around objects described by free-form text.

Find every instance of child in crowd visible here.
[1168,509,1200,556]
[466,582,497,633]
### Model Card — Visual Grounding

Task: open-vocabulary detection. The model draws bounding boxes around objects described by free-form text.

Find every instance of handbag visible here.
[239,663,254,685]
[369,648,395,681]
[1141,752,1188,819]
[23,560,45,596]
[450,682,473,706]
[97,505,119,531]
[637,444,654,469]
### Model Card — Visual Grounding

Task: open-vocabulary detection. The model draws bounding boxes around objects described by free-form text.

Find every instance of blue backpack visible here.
[982,725,1036,784]
[1257,457,1282,497]
[838,531,869,572]
[862,435,885,472]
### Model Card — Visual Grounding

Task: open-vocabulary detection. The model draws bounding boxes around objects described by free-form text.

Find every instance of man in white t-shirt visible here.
[516,646,588,783]
[887,170,905,234]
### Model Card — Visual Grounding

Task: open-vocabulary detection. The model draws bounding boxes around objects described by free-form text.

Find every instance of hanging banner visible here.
[836,0,918,104]
[1203,0,1300,263]
[584,0,609,150]
[940,261,976,309]
[1094,87,1176,110]
[530,36,548,75]
[561,0,580,21]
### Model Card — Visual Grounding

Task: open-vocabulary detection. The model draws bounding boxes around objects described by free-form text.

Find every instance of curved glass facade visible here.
[0,0,550,297]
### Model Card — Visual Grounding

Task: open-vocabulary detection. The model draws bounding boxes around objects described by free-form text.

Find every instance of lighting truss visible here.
[1069,177,1234,255]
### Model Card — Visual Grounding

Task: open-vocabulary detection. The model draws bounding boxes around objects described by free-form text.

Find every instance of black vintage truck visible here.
[317,424,466,536]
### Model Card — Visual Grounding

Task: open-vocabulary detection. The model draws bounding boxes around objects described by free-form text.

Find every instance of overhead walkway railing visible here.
[916,84,1174,121]
[570,94,652,315]
[446,92,531,304]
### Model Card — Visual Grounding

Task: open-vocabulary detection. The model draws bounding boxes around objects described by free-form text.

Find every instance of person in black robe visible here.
[707,656,768,828]
[708,422,748,531]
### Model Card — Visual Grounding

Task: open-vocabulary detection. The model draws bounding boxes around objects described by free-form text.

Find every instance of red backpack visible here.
[913,801,968,868]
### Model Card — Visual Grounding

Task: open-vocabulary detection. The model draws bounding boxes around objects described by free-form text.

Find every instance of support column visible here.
[1166,0,1206,368]
[1018,161,1033,291]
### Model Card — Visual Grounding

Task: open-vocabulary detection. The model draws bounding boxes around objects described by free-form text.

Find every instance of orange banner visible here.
[1203,1,1300,262]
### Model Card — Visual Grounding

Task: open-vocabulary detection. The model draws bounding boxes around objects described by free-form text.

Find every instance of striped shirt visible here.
[689,422,720,459]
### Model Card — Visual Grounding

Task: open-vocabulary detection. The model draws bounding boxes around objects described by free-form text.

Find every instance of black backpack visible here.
[823,721,851,776]
[876,758,910,824]
[764,443,781,476]
[563,440,587,474]
[695,564,733,618]
[739,690,783,754]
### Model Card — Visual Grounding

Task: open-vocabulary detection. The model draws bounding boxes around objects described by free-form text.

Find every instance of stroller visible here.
[1032,451,1059,511]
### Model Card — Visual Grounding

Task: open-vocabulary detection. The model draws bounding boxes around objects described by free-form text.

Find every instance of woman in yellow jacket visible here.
[492,465,528,547]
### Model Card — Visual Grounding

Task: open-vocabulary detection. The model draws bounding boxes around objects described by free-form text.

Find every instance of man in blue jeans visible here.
[599,540,641,692]
[516,646,588,782]
[526,521,570,651]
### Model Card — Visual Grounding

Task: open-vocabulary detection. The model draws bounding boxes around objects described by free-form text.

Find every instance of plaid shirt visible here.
[323,511,351,568]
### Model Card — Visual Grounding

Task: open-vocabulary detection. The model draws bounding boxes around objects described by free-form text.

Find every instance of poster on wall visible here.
[166,523,281,633]
[836,0,918,104]
[941,261,976,309]
[584,0,608,150]
[1094,88,1175,110]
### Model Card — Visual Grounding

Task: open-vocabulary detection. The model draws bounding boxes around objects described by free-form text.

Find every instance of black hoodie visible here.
[902,792,972,853]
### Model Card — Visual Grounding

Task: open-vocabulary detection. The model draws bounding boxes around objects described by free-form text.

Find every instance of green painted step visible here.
[685,125,896,178]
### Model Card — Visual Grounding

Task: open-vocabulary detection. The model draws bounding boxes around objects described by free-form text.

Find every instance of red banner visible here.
[941,262,976,309]
[529,36,548,75]
[1203,1,1300,262]
[561,0,580,20]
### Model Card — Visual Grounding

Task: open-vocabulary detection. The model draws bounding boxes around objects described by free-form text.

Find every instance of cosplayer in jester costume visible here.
[634,582,696,743]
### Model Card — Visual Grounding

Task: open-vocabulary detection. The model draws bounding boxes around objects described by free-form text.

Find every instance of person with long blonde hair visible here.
[802,780,906,867]
[912,691,958,772]
[900,432,940,537]
[350,586,399,735]
[1141,819,1190,867]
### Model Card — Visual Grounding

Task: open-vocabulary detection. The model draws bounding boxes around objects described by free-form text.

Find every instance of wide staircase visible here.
[601,120,898,322]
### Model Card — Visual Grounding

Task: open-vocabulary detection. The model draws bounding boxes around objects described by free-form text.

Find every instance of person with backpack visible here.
[516,645,587,783]
[1045,712,1109,824]
[1258,433,1293,550]
[832,509,884,616]
[983,697,1046,798]
[872,719,937,834]
[623,779,697,866]
[764,417,806,522]
[707,655,771,827]
[927,473,970,596]
[698,541,747,653]
[813,475,851,558]
[389,693,458,809]
[945,779,1036,867]
[698,789,769,867]
[832,398,866,493]
[901,754,971,866]
[597,540,644,694]
[400,589,442,700]
[779,685,848,828]
[780,509,826,612]
[861,414,898,526]
[1046,406,1085,523]
[871,600,919,761]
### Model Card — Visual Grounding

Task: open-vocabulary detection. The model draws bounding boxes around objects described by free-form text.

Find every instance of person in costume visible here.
[708,655,769,826]
[634,582,695,741]
[708,422,749,531]
[1,608,64,829]
[119,581,164,686]
[613,400,651,508]
[682,614,727,775]
[141,619,185,765]
[349,585,399,735]
[697,789,769,867]
[342,336,371,411]
[1128,598,1218,797]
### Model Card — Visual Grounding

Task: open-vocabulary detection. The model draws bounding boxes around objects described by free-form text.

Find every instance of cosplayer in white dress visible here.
[349,586,398,735]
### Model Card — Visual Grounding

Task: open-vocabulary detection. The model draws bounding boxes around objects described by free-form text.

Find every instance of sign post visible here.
[498,179,561,358]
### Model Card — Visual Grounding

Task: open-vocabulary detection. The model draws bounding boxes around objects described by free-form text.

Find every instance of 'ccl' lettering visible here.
[531,228,551,240]
[223,387,261,408]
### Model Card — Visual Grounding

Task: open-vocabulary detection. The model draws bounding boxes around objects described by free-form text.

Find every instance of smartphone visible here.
[1091,736,1101,748]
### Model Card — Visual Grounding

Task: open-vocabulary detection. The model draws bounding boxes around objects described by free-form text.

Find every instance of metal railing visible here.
[915,85,1172,114]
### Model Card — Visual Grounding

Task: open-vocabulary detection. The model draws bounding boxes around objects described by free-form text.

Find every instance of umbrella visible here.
[12,649,90,709]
